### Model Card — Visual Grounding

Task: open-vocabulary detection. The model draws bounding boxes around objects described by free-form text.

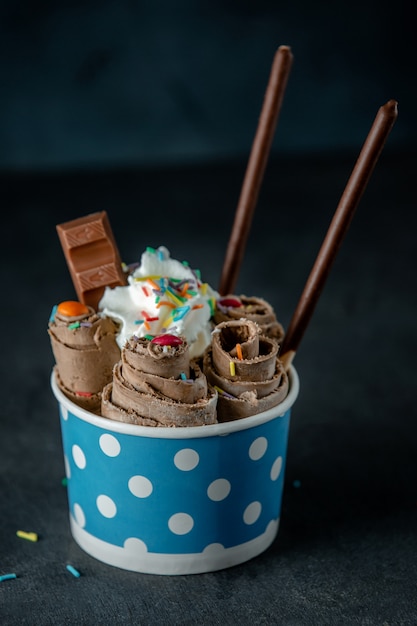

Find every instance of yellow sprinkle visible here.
[229,361,236,377]
[17,530,38,542]
[162,314,174,328]
[166,290,184,307]
[200,283,207,295]
[133,275,162,282]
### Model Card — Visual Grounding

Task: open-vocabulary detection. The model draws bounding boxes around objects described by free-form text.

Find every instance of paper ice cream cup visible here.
[51,366,299,575]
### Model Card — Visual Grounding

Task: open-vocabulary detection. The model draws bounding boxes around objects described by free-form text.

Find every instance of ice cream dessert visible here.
[214,295,285,343]
[50,239,291,425]
[99,246,218,360]
[101,333,217,427]
[203,318,288,422]
[48,300,121,413]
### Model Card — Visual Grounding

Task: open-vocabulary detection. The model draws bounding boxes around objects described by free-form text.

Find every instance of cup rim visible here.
[50,365,299,440]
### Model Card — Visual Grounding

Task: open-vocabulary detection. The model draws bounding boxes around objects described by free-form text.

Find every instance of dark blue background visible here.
[1,1,414,170]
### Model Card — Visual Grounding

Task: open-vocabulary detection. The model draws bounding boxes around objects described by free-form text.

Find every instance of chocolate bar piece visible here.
[56,211,127,310]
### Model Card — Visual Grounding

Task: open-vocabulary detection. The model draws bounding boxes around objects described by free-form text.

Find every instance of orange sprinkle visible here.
[144,320,151,331]
[147,278,160,290]
[57,301,89,317]
[236,343,243,360]
[180,283,189,297]
[156,300,176,309]
[192,304,204,310]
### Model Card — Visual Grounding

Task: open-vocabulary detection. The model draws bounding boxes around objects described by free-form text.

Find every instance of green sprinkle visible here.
[61,477,68,487]
[68,322,80,330]
[144,334,154,340]
[146,246,156,254]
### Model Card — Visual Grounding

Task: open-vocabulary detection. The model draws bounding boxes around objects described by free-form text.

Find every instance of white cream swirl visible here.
[99,246,218,359]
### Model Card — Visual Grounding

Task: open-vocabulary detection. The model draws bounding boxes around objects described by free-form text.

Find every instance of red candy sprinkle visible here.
[218,297,242,308]
[151,334,183,346]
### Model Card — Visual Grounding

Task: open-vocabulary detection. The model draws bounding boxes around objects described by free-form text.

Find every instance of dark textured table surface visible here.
[1,152,416,624]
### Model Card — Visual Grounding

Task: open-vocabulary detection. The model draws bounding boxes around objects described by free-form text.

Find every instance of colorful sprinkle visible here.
[180,372,187,380]
[68,322,81,330]
[75,391,93,398]
[16,530,38,542]
[141,286,150,297]
[229,361,236,377]
[147,278,160,291]
[66,564,81,578]
[57,301,89,317]
[166,287,185,307]
[214,386,236,399]
[156,300,176,309]
[61,477,68,487]
[0,574,17,582]
[146,246,156,254]
[173,305,190,322]
[236,344,243,360]
[192,304,204,310]
[49,304,58,323]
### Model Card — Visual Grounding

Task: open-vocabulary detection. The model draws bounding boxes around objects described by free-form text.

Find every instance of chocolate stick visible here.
[218,45,293,296]
[280,99,398,370]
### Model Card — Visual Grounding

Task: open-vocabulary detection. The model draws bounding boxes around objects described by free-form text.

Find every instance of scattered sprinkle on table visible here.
[66,564,81,578]
[0,573,17,582]
[16,530,38,542]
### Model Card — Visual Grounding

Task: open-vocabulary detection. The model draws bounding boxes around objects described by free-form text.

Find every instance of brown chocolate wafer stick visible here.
[218,45,293,296]
[280,99,398,370]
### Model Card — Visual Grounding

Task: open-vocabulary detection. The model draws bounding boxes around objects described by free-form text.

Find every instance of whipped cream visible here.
[99,246,218,359]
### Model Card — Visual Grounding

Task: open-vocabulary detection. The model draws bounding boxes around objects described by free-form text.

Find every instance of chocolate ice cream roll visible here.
[203,319,288,422]
[48,301,121,414]
[101,334,218,427]
[214,295,285,343]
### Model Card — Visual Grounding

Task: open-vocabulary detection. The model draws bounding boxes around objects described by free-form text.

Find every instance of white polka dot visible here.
[73,503,86,528]
[270,456,283,481]
[64,454,71,479]
[72,444,86,469]
[243,501,262,525]
[99,433,121,457]
[96,494,117,518]
[207,478,231,501]
[174,448,199,471]
[128,475,153,498]
[168,512,194,535]
[249,437,268,460]
[60,405,68,421]
[124,537,148,553]
[202,543,225,554]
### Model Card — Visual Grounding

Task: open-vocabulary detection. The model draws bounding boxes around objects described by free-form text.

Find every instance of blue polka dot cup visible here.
[51,367,299,575]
